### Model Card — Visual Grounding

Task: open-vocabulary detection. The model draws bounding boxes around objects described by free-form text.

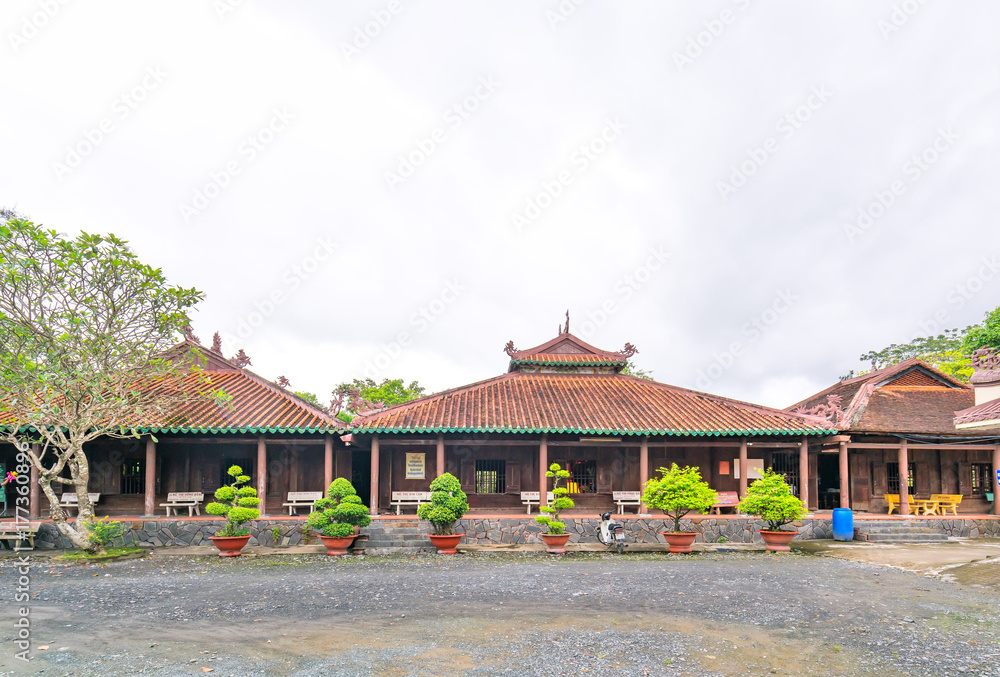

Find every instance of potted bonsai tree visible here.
[535,463,574,554]
[205,465,260,557]
[417,473,469,554]
[738,468,807,552]
[306,478,372,556]
[643,463,717,554]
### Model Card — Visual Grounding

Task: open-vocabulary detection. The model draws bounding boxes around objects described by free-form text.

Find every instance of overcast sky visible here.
[3,1,998,409]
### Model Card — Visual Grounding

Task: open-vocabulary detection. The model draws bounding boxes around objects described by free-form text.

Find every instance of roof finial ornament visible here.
[619,342,638,358]
[233,349,252,368]
[277,375,291,388]
[211,332,222,353]
[183,324,200,344]
[504,340,518,357]
[970,347,1000,370]
[562,309,570,335]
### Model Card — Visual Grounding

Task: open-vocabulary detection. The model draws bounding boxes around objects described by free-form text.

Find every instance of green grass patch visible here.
[57,547,145,563]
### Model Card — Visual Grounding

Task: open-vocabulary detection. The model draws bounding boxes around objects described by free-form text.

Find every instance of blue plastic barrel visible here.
[832,508,853,541]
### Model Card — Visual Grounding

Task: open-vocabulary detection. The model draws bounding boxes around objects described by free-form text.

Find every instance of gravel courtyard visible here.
[1,550,998,676]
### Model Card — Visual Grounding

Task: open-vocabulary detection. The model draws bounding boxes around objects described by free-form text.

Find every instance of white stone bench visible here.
[0,522,40,549]
[160,492,205,516]
[520,491,555,514]
[59,492,101,515]
[613,491,642,514]
[390,491,432,515]
[282,491,323,516]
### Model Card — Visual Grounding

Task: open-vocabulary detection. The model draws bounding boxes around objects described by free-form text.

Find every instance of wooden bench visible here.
[710,491,740,515]
[0,522,40,549]
[390,491,432,515]
[929,494,963,516]
[282,491,323,516]
[160,492,204,516]
[885,494,946,515]
[59,493,100,515]
[613,491,642,514]
[520,491,554,514]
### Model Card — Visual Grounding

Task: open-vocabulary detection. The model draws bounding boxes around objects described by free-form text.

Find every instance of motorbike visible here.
[597,511,626,553]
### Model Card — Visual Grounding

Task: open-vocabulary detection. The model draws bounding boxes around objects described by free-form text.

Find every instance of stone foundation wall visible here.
[13,515,1000,550]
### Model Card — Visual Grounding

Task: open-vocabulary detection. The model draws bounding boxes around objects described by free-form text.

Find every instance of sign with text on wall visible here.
[406,453,426,480]
[732,458,764,480]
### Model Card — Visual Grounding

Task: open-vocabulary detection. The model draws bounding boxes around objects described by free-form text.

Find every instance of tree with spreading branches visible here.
[0,217,204,553]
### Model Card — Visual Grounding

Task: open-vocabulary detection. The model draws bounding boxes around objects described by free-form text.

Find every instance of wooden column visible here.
[436,434,445,478]
[369,434,380,516]
[336,447,351,486]
[639,437,649,513]
[799,437,809,509]
[29,443,41,519]
[993,445,1000,516]
[898,441,910,516]
[257,437,267,516]
[539,434,548,507]
[289,446,299,492]
[739,438,748,497]
[144,438,156,516]
[839,440,850,509]
[324,435,334,490]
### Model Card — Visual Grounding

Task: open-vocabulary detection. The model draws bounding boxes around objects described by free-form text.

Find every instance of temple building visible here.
[348,324,834,515]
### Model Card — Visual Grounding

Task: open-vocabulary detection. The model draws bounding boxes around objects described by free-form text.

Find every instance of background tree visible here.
[331,377,426,422]
[856,327,974,382]
[963,306,1000,355]
[621,359,654,380]
[0,218,203,553]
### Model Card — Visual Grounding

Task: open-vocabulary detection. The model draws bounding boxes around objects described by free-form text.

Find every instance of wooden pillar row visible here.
[144,438,156,516]
[798,437,809,509]
[739,437,748,497]
[639,437,649,513]
[436,434,445,478]
[370,435,380,516]
[539,434,548,507]
[324,435,334,491]
[257,437,267,516]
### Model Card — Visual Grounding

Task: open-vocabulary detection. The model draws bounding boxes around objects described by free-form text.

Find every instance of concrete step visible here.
[864,533,948,542]
[859,526,940,534]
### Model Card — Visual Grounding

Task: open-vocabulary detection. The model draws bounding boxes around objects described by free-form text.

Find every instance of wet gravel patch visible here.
[1,551,998,676]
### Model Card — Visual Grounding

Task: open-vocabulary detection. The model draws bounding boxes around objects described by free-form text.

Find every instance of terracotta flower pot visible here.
[540,532,571,554]
[319,534,357,556]
[661,531,698,554]
[208,535,251,557]
[428,533,463,554]
[759,530,797,553]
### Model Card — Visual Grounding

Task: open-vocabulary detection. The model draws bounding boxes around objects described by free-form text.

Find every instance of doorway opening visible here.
[817,454,840,510]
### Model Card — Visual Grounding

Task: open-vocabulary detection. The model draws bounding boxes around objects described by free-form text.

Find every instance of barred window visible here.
[887,462,915,494]
[769,453,799,492]
[566,460,597,494]
[475,460,506,494]
[971,464,993,495]
[121,459,145,495]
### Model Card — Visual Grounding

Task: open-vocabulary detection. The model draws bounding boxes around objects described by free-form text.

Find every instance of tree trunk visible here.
[31,442,103,554]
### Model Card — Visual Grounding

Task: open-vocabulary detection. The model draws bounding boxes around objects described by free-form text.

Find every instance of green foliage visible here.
[963,307,1000,354]
[332,377,426,420]
[271,526,281,542]
[737,469,807,532]
[642,464,718,533]
[84,517,125,547]
[307,477,372,539]
[208,465,260,538]
[417,472,469,535]
[621,360,654,380]
[294,391,321,406]
[857,327,974,381]
[536,463,574,534]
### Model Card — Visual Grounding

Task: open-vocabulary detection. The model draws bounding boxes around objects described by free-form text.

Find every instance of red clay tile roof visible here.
[850,386,975,435]
[350,372,832,436]
[954,398,1000,426]
[507,333,630,370]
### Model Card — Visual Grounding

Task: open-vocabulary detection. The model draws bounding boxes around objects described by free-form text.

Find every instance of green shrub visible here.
[85,517,124,547]
[307,477,371,540]
[642,464,718,533]
[205,465,260,537]
[738,468,806,532]
[535,463,574,535]
[417,473,468,535]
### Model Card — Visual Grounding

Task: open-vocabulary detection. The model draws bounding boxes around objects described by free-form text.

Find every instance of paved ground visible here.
[1,548,999,676]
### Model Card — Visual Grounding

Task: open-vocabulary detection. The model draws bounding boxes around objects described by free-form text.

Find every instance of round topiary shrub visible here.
[306,477,372,538]
[642,463,718,533]
[535,463,574,534]
[738,468,807,532]
[205,465,260,537]
[417,473,468,535]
